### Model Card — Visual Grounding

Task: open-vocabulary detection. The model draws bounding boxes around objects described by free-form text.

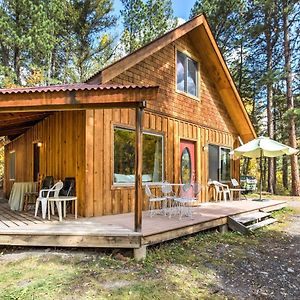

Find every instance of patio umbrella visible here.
[231,136,298,200]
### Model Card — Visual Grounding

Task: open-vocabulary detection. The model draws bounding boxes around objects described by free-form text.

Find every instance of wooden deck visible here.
[0,199,286,250]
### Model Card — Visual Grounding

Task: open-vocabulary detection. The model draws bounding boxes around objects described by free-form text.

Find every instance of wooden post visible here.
[134,101,145,232]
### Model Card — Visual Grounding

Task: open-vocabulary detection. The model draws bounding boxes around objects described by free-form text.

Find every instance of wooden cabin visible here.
[0,15,256,223]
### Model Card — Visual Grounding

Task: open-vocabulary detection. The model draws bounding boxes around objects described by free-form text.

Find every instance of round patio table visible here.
[8,182,37,211]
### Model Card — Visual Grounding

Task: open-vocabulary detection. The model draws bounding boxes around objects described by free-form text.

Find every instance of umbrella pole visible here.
[260,150,263,201]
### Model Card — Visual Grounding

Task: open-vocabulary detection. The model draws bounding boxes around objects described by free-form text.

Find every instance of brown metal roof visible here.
[0,83,155,95]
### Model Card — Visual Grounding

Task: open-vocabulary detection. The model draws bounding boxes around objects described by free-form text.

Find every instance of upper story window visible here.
[176,50,198,98]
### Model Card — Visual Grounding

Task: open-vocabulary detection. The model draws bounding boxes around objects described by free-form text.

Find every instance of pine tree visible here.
[64,0,116,82]
[120,0,146,53]
[120,0,176,53]
[282,0,300,195]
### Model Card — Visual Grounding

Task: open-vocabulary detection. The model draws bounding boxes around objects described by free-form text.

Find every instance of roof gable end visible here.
[88,14,256,142]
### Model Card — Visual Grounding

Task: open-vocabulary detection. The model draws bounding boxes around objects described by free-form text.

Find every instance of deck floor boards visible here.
[0,199,287,248]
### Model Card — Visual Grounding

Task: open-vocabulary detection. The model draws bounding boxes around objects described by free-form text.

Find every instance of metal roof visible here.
[0,83,155,95]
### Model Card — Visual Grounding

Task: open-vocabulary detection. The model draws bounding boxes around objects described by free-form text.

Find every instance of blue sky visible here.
[113,0,196,21]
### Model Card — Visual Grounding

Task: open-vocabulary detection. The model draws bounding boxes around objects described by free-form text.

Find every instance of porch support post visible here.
[134,101,145,232]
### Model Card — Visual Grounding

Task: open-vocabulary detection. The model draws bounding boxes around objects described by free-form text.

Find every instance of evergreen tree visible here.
[120,0,146,53]
[282,0,300,195]
[66,0,116,82]
[120,0,176,53]
[0,0,116,86]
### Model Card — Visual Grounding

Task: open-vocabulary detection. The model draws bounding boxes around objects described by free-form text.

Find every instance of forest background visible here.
[0,0,299,195]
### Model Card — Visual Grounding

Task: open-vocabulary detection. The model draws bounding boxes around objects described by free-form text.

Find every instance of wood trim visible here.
[134,104,144,232]
[200,19,256,140]
[0,88,158,112]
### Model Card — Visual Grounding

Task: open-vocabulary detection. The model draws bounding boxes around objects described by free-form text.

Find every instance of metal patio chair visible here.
[145,185,167,217]
[174,183,201,219]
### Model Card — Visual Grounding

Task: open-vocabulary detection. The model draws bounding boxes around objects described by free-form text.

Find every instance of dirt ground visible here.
[214,197,300,299]
[0,196,299,299]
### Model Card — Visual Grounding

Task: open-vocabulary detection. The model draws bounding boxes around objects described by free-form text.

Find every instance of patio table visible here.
[8,182,37,211]
[47,196,78,222]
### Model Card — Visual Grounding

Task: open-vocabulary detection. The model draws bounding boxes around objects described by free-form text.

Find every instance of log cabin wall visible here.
[86,35,241,216]
[4,111,86,215]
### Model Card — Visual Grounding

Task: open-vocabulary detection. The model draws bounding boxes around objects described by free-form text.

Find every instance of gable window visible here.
[176,50,198,97]
[208,145,231,182]
[114,127,163,184]
[9,151,16,180]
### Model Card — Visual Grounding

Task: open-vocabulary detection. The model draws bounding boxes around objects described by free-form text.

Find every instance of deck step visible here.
[259,203,287,213]
[247,218,277,231]
[232,211,271,225]
[228,210,278,234]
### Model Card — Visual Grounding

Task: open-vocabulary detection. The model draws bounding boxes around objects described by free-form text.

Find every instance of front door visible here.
[180,140,195,195]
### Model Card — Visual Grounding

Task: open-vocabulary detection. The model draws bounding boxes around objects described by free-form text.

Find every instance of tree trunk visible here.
[266,35,275,194]
[282,156,288,190]
[262,157,267,192]
[283,0,300,195]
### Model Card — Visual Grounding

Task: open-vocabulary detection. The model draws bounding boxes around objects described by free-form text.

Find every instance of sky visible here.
[114,0,196,22]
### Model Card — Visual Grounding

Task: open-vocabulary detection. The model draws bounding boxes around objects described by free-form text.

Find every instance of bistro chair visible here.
[145,185,167,217]
[34,180,63,219]
[174,183,201,219]
[161,182,176,217]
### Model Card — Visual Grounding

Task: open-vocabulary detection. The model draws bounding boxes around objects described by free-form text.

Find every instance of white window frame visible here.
[176,49,199,99]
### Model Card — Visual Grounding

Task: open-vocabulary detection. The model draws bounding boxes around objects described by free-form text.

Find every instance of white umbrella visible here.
[231,136,299,200]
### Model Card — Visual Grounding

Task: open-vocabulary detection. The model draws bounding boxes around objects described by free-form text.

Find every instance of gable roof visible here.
[87,14,256,143]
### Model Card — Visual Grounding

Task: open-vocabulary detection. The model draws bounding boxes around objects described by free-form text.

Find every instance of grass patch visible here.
[0,208,296,299]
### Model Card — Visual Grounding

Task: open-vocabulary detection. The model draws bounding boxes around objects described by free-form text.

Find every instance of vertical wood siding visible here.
[86,108,239,216]
[4,111,86,215]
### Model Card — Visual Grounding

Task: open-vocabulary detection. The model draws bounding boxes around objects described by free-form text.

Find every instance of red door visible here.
[180,140,195,196]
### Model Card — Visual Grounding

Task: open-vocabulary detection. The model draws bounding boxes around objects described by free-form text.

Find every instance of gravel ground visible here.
[214,198,300,300]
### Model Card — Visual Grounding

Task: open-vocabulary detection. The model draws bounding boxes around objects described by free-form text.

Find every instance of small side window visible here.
[208,145,231,182]
[9,151,16,180]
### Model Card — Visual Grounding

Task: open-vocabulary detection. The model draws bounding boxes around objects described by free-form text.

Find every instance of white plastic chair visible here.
[211,181,230,202]
[145,185,166,217]
[34,181,63,219]
[174,183,201,219]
